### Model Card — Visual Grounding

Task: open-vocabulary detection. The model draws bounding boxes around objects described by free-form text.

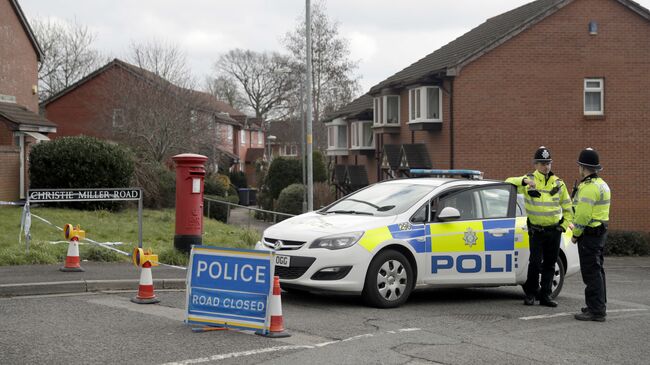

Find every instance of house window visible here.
[241,130,246,144]
[584,78,604,115]
[227,125,233,140]
[373,96,400,126]
[351,121,374,149]
[327,118,348,149]
[409,86,442,122]
[112,109,124,127]
[257,131,263,145]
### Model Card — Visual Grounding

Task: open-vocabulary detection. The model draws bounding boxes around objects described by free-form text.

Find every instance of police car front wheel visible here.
[362,250,413,308]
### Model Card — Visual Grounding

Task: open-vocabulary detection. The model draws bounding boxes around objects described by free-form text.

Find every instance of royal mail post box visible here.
[172,153,208,252]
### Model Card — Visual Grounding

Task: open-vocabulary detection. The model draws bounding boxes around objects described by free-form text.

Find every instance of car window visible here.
[322,183,435,217]
[479,187,511,219]
[436,189,482,221]
[516,194,525,217]
[410,201,430,223]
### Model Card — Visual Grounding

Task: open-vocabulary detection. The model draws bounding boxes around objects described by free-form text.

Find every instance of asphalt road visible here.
[1,257,648,365]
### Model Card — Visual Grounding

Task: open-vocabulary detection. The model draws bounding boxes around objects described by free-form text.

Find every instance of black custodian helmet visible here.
[578,147,602,170]
[533,146,552,163]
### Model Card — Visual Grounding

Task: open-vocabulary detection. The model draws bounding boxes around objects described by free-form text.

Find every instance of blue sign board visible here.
[186,246,273,331]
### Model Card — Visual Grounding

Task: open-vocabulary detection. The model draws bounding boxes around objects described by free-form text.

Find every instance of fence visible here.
[203,197,295,231]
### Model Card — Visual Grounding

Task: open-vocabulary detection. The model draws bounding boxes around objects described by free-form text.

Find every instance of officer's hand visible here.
[524,178,536,189]
[569,223,575,230]
[571,236,578,244]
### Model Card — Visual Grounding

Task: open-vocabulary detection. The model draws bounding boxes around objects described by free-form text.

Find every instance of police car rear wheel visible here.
[550,258,565,299]
[362,250,413,308]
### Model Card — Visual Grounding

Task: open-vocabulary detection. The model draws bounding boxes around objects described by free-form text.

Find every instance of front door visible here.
[425,184,517,285]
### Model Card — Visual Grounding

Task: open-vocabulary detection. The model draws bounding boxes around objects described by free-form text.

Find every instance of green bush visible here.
[29,136,135,210]
[277,184,305,216]
[266,158,302,199]
[229,171,248,189]
[605,231,650,256]
[311,150,328,183]
[133,160,175,209]
[204,174,228,197]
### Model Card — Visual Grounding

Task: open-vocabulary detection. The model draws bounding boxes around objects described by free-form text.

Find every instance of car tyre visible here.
[362,250,413,308]
[550,258,565,299]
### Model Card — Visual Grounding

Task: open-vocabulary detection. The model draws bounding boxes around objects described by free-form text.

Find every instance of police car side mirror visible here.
[437,207,461,221]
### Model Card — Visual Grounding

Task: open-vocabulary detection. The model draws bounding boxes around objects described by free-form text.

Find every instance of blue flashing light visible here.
[410,169,483,179]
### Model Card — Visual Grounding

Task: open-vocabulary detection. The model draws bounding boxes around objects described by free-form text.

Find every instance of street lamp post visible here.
[266,135,277,164]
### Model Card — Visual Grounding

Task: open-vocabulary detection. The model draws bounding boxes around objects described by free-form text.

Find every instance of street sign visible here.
[28,188,141,202]
[186,246,273,332]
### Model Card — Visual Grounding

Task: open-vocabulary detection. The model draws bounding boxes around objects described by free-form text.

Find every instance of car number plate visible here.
[275,255,290,267]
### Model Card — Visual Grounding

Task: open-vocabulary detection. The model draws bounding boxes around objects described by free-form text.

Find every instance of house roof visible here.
[332,165,347,185]
[0,101,56,129]
[245,148,265,163]
[268,120,302,144]
[400,144,432,170]
[9,0,43,61]
[346,165,369,188]
[41,59,248,126]
[369,0,650,94]
[323,94,373,122]
[381,144,402,170]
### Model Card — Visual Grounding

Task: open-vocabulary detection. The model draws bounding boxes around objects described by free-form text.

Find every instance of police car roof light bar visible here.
[409,169,484,180]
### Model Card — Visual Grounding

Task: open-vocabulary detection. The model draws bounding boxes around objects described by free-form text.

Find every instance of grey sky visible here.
[20,0,650,95]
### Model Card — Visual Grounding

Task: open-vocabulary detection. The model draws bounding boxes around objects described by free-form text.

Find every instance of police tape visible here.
[0,201,25,206]
[29,212,187,270]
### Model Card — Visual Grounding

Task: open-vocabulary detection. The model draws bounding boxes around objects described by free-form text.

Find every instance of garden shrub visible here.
[277,184,305,216]
[605,231,650,256]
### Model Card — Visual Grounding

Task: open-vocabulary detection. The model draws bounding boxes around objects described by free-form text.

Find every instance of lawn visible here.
[0,206,260,266]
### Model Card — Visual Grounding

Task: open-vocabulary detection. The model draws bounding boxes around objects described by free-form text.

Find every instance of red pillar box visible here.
[172,154,208,252]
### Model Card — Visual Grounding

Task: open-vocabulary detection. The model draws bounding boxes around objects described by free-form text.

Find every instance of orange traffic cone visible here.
[60,237,84,272]
[258,276,290,338]
[131,261,160,304]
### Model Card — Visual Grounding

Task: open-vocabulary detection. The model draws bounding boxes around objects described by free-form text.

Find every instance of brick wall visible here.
[452,0,650,231]
[0,0,39,112]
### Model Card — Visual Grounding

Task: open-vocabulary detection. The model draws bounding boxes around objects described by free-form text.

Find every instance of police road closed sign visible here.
[186,246,273,332]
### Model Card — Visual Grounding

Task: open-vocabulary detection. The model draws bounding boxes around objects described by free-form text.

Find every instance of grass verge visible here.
[0,206,260,266]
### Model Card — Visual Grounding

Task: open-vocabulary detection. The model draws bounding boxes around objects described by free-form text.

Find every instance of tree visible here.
[204,75,247,112]
[213,49,294,119]
[127,39,195,88]
[31,18,104,102]
[284,1,361,148]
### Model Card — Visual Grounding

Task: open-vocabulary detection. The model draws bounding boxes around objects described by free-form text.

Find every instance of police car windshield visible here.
[322,183,435,217]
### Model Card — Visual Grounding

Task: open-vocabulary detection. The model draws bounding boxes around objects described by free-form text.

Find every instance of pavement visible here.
[0,262,187,297]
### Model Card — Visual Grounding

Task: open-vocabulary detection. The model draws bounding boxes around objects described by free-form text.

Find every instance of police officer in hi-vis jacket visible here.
[506,146,573,307]
[571,148,610,322]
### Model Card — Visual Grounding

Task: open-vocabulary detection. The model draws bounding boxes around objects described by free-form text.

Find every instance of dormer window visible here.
[326,118,348,156]
[409,86,442,123]
[373,95,400,126]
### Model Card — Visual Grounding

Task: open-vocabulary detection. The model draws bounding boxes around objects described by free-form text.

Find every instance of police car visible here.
[255,169,580,308]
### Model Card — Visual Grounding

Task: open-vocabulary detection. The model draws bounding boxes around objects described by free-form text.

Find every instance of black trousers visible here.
[523,228,561,298]
[578,233,607,315]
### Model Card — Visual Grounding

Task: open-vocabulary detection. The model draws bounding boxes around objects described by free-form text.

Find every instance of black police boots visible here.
[523,295,535,305]
[539,296,558,307]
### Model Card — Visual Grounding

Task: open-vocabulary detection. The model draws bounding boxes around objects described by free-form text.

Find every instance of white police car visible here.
[255,170,580,308]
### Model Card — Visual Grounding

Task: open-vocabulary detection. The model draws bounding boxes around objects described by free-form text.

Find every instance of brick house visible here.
[268,120,303,159]
[42,58,260,175]
[0,0,57,201]
[325,0,650,232]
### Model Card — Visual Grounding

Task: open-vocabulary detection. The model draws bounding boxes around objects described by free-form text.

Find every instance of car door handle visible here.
[487,228,510,237]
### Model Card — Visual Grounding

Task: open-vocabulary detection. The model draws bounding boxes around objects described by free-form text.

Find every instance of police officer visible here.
[571,148,610,322]
[506,146,573,307]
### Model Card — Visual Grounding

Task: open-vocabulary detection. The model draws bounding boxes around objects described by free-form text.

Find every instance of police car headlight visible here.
[309,232,364,250]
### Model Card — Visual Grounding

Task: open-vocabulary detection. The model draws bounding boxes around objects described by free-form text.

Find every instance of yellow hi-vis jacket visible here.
[506,170,573,231]
[572,175,610,237]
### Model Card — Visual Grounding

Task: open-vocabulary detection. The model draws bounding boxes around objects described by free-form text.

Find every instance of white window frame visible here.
[326,118,348,151]
[240,129,246,144]
[227,125,233,141]
[373,95,400,126]
[408,86,442,123]
[257,131,263,145]
[112,109,124,127]
[350,120,375,149]
[584,78,604,116]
